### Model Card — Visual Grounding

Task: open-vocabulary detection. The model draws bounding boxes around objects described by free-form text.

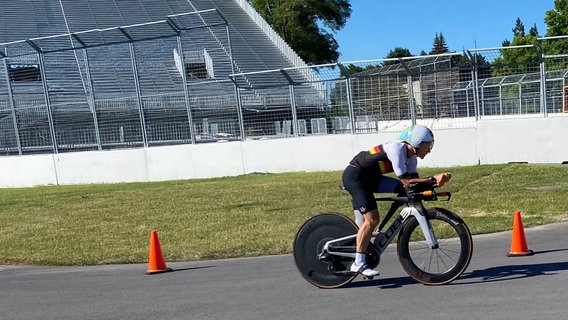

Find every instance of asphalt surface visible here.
[1,221,567,320]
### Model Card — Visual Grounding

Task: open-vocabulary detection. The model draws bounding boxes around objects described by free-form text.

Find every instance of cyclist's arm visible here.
[400,173,452,187]
[384,144,423,186]
[384,143,451,187]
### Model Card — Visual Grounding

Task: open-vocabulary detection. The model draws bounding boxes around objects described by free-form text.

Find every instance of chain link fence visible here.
[1,20,567,156]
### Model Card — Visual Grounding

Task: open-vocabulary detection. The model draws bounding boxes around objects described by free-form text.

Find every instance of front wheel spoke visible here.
[412,248,459,274]
[438,247,459,262]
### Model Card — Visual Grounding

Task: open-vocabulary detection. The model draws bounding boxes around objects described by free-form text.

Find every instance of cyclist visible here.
[342,125,452,277]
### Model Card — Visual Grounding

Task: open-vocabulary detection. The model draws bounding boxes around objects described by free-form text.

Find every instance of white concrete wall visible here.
[476,116,568,164]
[1,116,567,188]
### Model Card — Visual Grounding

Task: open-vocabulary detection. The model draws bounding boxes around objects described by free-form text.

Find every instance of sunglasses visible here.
[419,141,434,152]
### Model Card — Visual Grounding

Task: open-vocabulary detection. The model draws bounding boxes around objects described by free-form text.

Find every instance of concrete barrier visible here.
[1,116,566,187]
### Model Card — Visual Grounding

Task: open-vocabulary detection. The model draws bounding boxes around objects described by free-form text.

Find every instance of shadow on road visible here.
[341,248,568,289]
[169,265,216,273]
[343,276,417,289]
[456,261,568,284]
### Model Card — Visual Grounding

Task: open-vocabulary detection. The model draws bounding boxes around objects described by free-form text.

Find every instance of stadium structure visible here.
[2,0,567,160]
[0,0,323,155]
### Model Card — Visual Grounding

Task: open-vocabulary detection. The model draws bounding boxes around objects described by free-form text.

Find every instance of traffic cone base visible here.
[507,211,534,257]
[145,268,173,275]
[146,230,173,274]
[507,250,534,257]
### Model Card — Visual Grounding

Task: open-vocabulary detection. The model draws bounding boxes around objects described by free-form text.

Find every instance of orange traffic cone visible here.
[507,211,534,257]
[146,230,173,274]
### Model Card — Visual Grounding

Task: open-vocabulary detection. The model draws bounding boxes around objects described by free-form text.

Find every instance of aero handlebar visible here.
[375,190,451,202]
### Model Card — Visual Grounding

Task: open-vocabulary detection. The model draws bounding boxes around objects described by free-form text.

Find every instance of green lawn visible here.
[0,163,566,266]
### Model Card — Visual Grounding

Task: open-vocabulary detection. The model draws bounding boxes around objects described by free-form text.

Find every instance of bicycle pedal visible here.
[363,275,374,280]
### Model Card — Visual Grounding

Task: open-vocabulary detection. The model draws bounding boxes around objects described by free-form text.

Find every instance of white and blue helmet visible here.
[398,125,434,149]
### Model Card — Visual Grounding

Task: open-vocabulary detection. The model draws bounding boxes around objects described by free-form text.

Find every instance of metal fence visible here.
[1,19,568,156]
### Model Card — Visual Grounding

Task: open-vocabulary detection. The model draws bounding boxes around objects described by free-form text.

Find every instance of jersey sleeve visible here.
[383,143,411,178]
[407,156,418,175]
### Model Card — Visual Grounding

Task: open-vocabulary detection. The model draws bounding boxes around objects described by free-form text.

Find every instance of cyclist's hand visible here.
[434,172,452,187]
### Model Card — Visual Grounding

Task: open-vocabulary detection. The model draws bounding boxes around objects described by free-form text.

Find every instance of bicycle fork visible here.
[397,207,439,249]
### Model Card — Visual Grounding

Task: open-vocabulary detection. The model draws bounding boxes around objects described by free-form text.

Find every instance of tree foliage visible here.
[544,0,568,55]
[545,0,568,36]
[512,18,525,37]
[430,32,449,55]
[384,47,412,65]
[492,17,541,76]
[385,47,412,59]
[249,0,352,65]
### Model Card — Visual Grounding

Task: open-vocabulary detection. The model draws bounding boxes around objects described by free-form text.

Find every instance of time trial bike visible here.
[293,182,473,288]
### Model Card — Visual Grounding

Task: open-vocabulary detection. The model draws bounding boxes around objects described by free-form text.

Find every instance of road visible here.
[1,221,567,320]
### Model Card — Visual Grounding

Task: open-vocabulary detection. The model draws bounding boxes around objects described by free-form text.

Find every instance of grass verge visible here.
[0,163,566,266]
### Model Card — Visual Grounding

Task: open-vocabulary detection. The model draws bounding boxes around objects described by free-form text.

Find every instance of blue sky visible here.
[334,0,555,62]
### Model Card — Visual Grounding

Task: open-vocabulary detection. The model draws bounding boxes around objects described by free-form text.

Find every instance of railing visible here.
[1,29,567,156]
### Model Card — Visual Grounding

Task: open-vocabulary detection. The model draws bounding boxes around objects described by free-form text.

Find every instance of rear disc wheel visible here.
[293,213,358,288]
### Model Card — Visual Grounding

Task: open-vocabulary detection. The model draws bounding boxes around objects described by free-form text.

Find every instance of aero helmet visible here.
[398,125,434,149]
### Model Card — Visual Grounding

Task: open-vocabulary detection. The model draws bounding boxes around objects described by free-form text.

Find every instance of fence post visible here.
[289,84,298,137]
[35,50,58,153]
[407,75,417,125]
[540,58,548,117]
[127,41,148,147]
[234,86,246,141]
[79,46,102,150]
[280,69,299,137]
[338,63,355,134]
[471,68,478,119]
[176,35,196,144]
[2,59,22,155]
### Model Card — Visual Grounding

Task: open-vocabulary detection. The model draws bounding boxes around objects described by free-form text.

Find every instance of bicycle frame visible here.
[319,202,439,260]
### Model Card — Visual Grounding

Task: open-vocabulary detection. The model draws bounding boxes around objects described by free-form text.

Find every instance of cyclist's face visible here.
[416,141,434,159]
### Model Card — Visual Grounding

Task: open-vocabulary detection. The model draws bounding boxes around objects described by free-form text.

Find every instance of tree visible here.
[494,18,540,76]
[545,0,568,36]
[384,47,412,65]
[529,24,539,37]
[249,0,352,65]
[430,32,449,55]
[385,47,412,59]
[502,18,538,45]
[544,0,568,55]
[512,17,525,37]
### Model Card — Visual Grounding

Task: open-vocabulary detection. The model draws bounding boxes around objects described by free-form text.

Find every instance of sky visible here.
[334,0,556,62]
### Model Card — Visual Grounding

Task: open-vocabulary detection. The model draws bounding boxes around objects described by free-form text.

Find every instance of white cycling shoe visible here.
[350,263,380,277]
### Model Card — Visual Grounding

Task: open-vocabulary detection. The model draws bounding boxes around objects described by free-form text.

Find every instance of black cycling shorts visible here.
[342,164,403,214]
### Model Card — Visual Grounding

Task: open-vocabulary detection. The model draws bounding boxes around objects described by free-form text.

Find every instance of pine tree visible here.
[430,32,449,55]
[529,24,539,37]
[512,18,525,37]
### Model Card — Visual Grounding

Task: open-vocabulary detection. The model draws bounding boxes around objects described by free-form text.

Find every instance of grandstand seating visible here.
[0,0,306,94]
[0,0,323,153]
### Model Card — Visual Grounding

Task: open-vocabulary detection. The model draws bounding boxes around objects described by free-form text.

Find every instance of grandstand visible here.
[0,0,321,155]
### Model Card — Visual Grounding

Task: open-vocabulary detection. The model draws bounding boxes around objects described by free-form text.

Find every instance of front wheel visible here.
[397,208,473,285]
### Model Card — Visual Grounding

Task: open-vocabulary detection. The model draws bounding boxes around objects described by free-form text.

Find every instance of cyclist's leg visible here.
[342,165,370,227]
[352,208,381,276]
[342,166,381,276]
